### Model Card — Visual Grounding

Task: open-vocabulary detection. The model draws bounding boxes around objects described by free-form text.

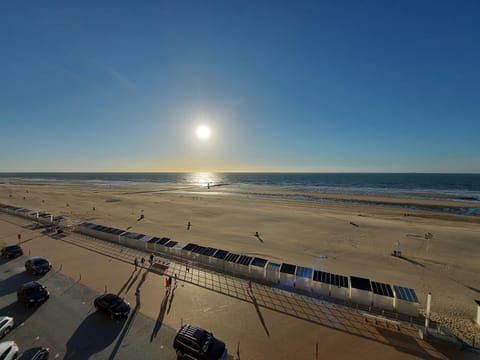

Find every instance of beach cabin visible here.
[265,262,281,284]
[153,237,170,254]
[329,273,350,301]
[171,242,184,257]
[37,212,53,225]
[350,276,373,306]
[279,263,297,289]
[249,257,268,281]
[295,266,313,292]
[146,237,160,251]
[312,270,331,297]
[235,255,253,276]
[393,285,419,317]
[191,245,207,263]
[92,225,123,243]
[163,240,178,256]
[224,252,240,274]
[200,247,218,266]
[211,249,228,271]
[139,235,154,250]
[119,232,145,249]
[371,281,395,311]
[182,243,198,261]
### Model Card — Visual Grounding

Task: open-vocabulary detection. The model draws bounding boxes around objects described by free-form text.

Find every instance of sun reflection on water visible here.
[185,172,221,187]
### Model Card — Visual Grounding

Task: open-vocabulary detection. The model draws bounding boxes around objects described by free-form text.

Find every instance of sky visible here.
[0,0,479,173]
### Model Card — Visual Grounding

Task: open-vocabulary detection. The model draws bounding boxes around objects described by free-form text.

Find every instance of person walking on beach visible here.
[134,258,138,271]
[168,275,173,290]
[149,254,154,265]
[165,277,170,292]
[141,257,145,266]
[187,221,191,230]
[174,273,177,287]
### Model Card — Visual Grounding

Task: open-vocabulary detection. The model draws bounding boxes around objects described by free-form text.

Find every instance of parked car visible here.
[25,257,52,275]
[1,244,23,259]
[30,347,50,360]
[173,324,227,360]
[17,281,49,307]
[0,341,19,360]
[0,317,14,339]
[94,293,130,319]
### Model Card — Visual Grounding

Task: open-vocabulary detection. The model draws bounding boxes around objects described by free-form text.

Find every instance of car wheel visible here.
[4,326,11,335]
[176,350,184,359]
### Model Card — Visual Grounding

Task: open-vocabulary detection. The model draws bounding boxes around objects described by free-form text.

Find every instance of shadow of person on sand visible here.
[167,285,177,315]
[150,292,169,342]
[108,307,139,360]
[248,290,270,336]
[64,312,125,360]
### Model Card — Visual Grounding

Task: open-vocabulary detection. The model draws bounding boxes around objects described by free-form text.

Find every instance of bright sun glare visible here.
[196,125,211,140]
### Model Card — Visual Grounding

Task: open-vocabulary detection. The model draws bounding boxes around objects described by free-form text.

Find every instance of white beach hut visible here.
[371,281,395,311]
[249,257,268,281]
[350,276,373,307]
[295,266,313,292]
[393,285,419,317]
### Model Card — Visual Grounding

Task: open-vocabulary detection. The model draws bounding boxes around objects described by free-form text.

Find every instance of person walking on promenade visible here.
[141,257,145,266]
[134,258,138,271]
[149,254,154,265]
[248,280,252,292]
[174,273,177,287]
[169,275,173,289]
[165,277,170,292]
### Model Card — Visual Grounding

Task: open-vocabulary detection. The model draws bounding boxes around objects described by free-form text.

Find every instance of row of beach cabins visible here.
[0,203,419,318]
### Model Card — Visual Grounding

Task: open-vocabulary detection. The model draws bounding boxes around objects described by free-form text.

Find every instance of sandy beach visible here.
[1,181,480,345]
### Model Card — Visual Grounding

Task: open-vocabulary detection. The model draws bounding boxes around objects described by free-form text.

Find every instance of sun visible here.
[196,125,211,140]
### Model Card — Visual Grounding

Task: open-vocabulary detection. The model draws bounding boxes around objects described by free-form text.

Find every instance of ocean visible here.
[1,172,479,216]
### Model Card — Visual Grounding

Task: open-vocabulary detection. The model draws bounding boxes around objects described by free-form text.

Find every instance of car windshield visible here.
[25,286,44,295]
[201,333,213,353]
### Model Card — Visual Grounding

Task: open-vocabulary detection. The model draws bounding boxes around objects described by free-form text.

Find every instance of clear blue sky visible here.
[1,0,479,172]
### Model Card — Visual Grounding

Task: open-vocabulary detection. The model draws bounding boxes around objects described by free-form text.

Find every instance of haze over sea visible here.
[1,172,479,216]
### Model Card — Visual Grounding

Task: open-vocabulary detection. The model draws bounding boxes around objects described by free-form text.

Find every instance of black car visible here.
[17,281,50,307]
[30,347,50,360]
[1,244,23,259]
[94,293,131,319]
[25,257,52,275]
[173,324,227,360]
